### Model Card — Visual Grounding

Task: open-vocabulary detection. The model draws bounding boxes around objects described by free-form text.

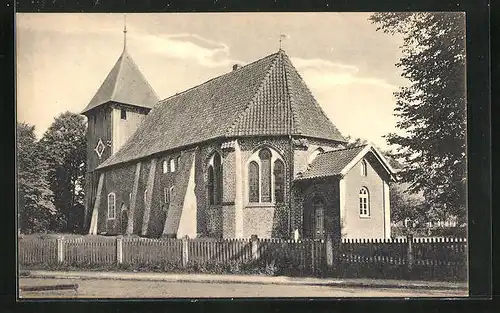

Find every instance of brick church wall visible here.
[100,164,136,235]
[95,136,347,239]
[238,137,292,239]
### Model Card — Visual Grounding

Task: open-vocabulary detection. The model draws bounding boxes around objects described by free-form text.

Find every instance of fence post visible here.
[57,236,65,263]
[182,236,189,267]
[116,236,123,265]
[406,234,414,273]
[326,235,334,267]
[251,235,260,260]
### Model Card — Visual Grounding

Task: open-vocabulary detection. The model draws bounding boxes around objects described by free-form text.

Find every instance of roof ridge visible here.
[157,52,280,106]
[281,51,301,135]
[224,52,281,136]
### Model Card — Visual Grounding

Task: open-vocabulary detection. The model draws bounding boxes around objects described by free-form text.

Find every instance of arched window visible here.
[177,155,181,169]
[144,189,148,204]
[259,148,272,202]
[169,186,174,204]
[313,197,325,239]
[274,159,285,203]
[162,160,168,174]
[249,161,260,202]
[308,148,324,165]
[170,158,176,172]
[361,159,368,176]
[107,192,116,219]
[163,187,169,205]
[359,187,370,217]
[213,152,223,204]
[207,165,215,205]
[207,152,223,205]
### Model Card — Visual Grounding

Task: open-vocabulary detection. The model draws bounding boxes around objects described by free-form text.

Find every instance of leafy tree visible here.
[17,123,56,233]
[370,13,466,224]
[39,112,87,233]
[344,135,368,148]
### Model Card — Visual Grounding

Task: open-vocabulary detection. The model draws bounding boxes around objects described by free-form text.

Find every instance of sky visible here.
[16,13,408,150]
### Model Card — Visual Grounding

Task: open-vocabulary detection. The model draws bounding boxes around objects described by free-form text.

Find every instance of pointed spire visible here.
[123,14,127,51]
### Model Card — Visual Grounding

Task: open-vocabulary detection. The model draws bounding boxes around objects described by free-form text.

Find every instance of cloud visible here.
[17,14,244,69]
[289,57,398,149]
[290,57,396,90]
[133,32,244,68]
[291,57,359,74]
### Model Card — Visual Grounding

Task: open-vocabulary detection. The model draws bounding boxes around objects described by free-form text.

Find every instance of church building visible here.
[82,28,396,240]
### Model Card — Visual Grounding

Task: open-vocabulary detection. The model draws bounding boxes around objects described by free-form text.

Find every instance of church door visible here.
[303,195,326,240]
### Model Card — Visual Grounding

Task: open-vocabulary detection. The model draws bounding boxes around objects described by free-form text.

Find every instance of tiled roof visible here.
[297,145,367,180]
[97,50,346,169]
[81,48,159,114]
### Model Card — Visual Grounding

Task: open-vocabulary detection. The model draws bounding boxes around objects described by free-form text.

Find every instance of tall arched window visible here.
[170,158,176,172]
[107,192,116,220]
[313,197,325,239]
[207,166,215,205]
[249,161,260,202]
[207,152,222,205]
[361,159,368,176]
[259,148,272,202]
[213,152,222,204]
[359,187,370,217]
[274,159,285,203]
[162,160,168,174]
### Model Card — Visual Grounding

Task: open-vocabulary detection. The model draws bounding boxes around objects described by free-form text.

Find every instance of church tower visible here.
[81,17,159,230]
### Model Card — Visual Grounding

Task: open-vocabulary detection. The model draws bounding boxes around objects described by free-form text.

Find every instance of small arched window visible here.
[274,159,285,203]
[359,187,370,217]
[170,158,176,172]
[162,160,168,174]
[144,189,148,204]
[249,161,260,203]
[259,148,272,202]
[361,159,368,176]
[107,192,116,220]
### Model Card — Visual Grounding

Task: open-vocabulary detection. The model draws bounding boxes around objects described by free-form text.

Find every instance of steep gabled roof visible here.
[297,144,397,181]
[97,50,346,169]
[81,48,159,114]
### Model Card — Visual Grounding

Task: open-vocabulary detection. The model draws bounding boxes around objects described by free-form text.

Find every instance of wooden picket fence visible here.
[18,235,467,281]
[336,237,467,281]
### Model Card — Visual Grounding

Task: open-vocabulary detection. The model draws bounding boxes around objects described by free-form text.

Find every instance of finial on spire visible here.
[123,14,127,51]
[279,34,288,50]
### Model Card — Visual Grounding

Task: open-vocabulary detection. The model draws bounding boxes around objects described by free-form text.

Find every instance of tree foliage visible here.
[370,13,466,224]
[39,112,87,233]
[17,123,56,233]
